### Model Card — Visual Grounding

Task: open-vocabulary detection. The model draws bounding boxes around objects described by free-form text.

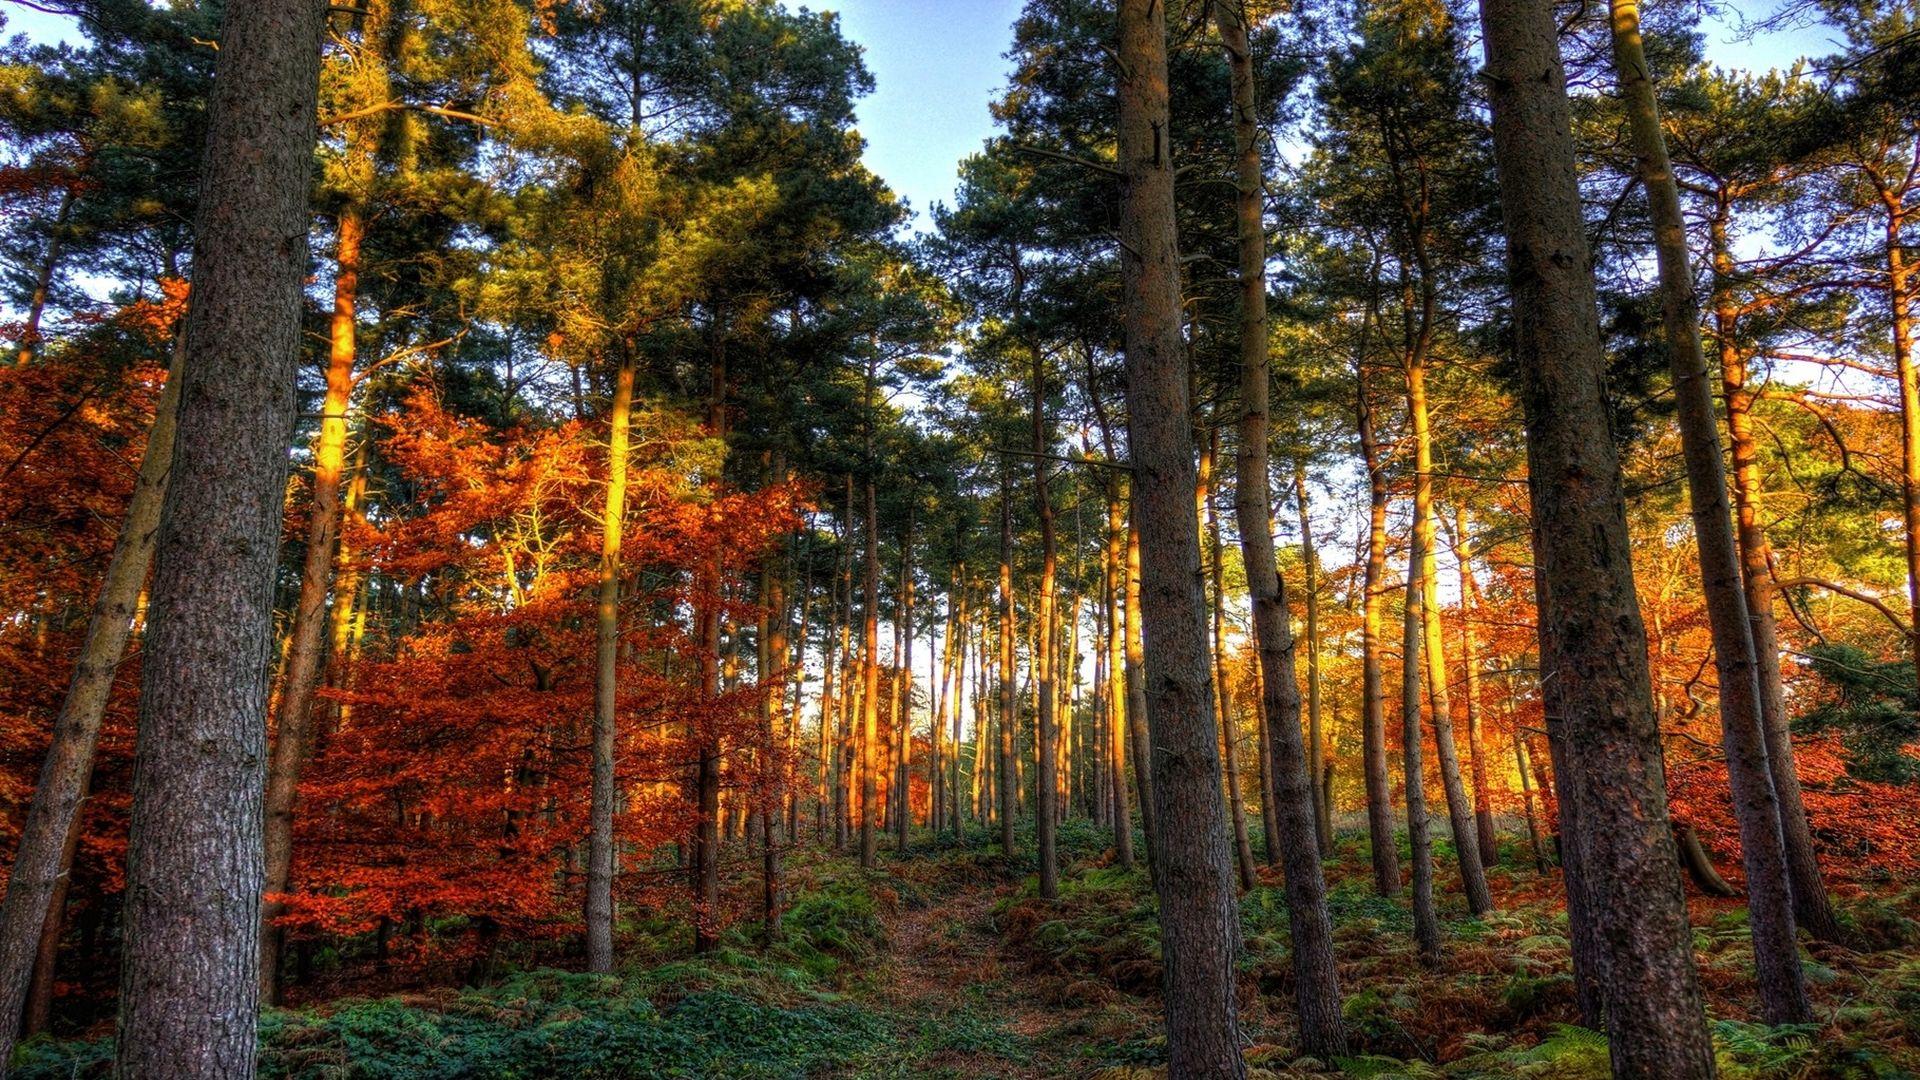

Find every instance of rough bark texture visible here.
[113,0,326,1073]
[1033,345,1060,896]
[1609,0,1810,1025]
[0,340,181,1064]
[1118,0,1243,1071]
[1478,0,1717,1070]
[1214,0,1346,1052]
[1295,465,1332,855]
[262,205,366,1000]
[1357,364,1402,897]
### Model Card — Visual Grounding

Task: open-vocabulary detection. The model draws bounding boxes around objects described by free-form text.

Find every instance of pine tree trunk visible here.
[1104,486,1136,869]
[1609,0,1810,1024]
[1125,512,1160,882]
[1711,213,1838,939]
[1357,361,1402,897]
[1452,509,1500,868]
[261,204,367,1000]
[1119,0,1243,1070]
[1212,1,1345,1053]
[586,352,634,972]
[894,520,915,854]
[861,477,882,869]
[1293,466,1332,855]
[1032,346,1060,896]
[1203,435,1257,893]
[1479,0,1717,1068]
[114,0,326,1071]
[0,337,181,1062]
[1407,358,1492,915]
[13,182,74,367]
[1402,537,1443,963]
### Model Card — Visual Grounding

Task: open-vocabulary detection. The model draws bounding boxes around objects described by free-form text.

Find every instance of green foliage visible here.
[1797,643,1920,784]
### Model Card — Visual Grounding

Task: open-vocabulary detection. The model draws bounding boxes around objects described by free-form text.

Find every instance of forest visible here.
[0,0,1918,1076]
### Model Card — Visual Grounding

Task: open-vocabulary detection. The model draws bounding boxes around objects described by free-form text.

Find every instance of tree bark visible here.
[1119,0,1244,1070]
[1202,433,1257,893]
[1407,355,1492,915]
[1478,0,1718,1069]
[1033,339,1060,897]
[1293,464,1333,855]
[113,0,326,1073]
[1711,213,1839,942]
[1357,356,1402,897]
[998,476,1019,858]
[1609,0,1810,1024]
[1105,485,1136,869]
[585,353,633,972]
[1213,0,1346,1053]
[1402,539,1443,964]
[0,338,182,1064]
[1451,508,1500,868]
[861,475,882,869]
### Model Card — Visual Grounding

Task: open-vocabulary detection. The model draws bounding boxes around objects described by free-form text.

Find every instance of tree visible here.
[1117,0,1243,1074]
[1213,0,1345,1055]
[1477,0,1717,1071]
[1606,0,1810,1024]
[113,0,328,1074]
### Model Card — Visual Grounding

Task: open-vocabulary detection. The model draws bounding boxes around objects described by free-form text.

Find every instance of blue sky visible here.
[2,0,1833,229]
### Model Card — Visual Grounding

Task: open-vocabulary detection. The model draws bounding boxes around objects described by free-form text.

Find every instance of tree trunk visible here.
[114,0,326,1072]
[1451,508,1500,868]
[761,523,789,942]
[1125,510,1161,883]
[1357,358,1402,897]
[1212,0,1345,1053]
[861,476,882,869]
[1119,0,1243,1070]
[1104,485,1136,869]
[1202,433,1257,893]
[1294,465,1332,855]
[894,518,915,854]
[261,204,367,1000]
[586,352,633,972]
[1478,0,1717,1069]
[1032,343,1060,897]
[1407,356,1493,916]
[1609,0,1810,1024]
[1712,214,1839,942]
[998,477,1019,858]
[1402,541,1443,963]
[13,181,75,367]
[0,337,181,1062]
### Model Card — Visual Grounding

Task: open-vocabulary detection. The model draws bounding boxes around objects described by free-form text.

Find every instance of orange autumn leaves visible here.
[278,388,806,946]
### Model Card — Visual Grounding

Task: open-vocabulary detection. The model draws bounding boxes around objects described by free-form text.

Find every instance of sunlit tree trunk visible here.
[1120,0,1243,1069]
[1032,337,1060,896]
[1479,0,1717,1068]
[861,473,882,869]
[0,335,182,1062]
[1125,514,1160,880]
[586,352,634,973]
[1407,356,1492,916]
[761,518,789,942]
[1609,0,1810,1023]
[1294,464,1332,854]
[262,203,368,1000]
[1104,483,1136,868]
[894,516,915,853]
[114,0,325,1071]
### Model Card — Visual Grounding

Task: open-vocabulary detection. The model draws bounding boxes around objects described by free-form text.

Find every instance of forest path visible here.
[850,867,1131,1078]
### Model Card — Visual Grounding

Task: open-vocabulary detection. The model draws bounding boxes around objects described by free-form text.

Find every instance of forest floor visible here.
[12,819,1920,1078]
